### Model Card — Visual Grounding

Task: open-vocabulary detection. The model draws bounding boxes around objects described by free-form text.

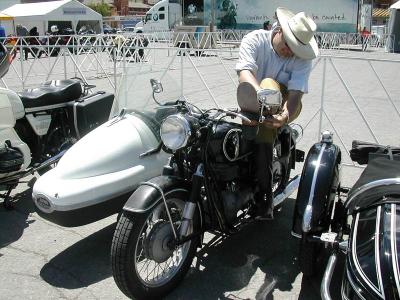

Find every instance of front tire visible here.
[111,190,199,300]
[299,233,321,277]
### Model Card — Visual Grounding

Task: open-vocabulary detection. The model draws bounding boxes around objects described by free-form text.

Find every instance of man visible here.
[360,26,370,51]
[236,7,318,219]
[263,21,272,30]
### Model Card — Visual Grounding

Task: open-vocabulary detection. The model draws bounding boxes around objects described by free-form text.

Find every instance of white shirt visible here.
[235,29,312,93]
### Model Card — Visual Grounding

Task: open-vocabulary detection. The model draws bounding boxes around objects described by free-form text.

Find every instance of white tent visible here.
[390,1,400,9]
[0,0,103,36]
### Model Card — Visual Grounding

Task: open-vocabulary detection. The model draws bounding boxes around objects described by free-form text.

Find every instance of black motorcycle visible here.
[110,79,304,299]
[292,132,400,299]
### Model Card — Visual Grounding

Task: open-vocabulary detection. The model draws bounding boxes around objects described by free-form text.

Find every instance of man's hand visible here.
[262,112,289,129]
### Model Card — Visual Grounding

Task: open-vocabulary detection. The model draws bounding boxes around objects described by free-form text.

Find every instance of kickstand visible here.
[2,186,14,210]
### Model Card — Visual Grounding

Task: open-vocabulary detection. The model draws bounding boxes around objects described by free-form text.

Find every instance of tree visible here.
[88,2,112,17]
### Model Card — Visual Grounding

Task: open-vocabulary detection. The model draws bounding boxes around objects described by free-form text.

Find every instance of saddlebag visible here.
[350,140,400,165]
[0,142,24,173]
[68,91,114,138]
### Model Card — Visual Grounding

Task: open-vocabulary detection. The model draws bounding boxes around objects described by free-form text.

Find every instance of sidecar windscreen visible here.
[117,67,182,114]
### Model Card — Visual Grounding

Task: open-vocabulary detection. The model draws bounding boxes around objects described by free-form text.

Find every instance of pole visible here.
[211,0,216,31]
[318,57,327,140]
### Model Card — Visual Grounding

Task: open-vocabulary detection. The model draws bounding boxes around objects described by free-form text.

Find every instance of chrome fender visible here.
[292,142,341,236]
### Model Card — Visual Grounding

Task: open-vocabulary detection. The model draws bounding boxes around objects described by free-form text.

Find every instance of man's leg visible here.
[255,142,274,219]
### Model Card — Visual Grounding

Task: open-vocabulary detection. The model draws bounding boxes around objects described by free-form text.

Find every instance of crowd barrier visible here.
[1,32,398,173]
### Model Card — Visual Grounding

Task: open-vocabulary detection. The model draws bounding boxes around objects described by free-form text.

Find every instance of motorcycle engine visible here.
[221,182,254,223]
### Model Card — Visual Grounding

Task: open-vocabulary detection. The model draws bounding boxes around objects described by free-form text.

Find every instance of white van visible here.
[135,0,182,33]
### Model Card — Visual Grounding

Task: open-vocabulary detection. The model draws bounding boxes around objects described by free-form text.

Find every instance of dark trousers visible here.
[255,142,274,211]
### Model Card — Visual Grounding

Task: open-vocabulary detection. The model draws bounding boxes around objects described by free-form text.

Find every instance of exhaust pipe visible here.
[321,252,338,300]
[273,175,300,207]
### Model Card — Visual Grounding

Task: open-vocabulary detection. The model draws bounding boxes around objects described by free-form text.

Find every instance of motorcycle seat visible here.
[345,157,400,214]
[18,79,82,109]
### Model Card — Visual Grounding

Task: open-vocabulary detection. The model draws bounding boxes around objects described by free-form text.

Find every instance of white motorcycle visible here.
[32,73,181,227]
[0,44,114,209]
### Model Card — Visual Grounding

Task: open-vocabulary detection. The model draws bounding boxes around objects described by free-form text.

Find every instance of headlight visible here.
[160,115,191,150]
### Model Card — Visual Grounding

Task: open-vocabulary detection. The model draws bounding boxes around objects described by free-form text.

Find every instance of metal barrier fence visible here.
[1,32,399,179]
[315,32,395,52]
[1,31,395,93]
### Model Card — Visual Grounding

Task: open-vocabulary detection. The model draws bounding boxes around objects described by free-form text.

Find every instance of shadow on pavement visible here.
[0,186,35,248]
[38,198,342,299]
[40,222,116,289]
[168,198,318,300]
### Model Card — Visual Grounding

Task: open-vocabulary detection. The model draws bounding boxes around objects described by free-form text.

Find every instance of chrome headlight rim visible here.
[160,114,192,150]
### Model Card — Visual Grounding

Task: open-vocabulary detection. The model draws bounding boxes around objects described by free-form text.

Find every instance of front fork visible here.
[179,164,204,238]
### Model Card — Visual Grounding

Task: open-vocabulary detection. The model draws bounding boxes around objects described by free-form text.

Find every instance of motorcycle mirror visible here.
[150,79,163,94]
[257,88,282,108]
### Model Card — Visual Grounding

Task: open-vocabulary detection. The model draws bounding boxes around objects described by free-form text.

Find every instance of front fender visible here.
[123,175,190,213]
[292,142,341,236]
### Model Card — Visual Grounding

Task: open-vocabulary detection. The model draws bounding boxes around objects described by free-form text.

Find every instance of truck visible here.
[136,0,360,33]
[134,0,181,33]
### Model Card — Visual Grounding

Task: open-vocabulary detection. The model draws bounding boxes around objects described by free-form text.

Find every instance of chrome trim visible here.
[375,206,385,299]
[339,240,349,254]
[179,202,196,237]
[274,175,300,208]
[127,182,182,239]
[73,101,80,139]
[391,204,400,298]
[222,128,241,162]
[321,130,333,144]
[24,100,74,113]
[346,267,367,300]
[352,212,383,298]
[345,178,400,210]
[321,253,337,300]
[302,143,326,232]
[291,230,301,238]
[341,277,350,300]
[160,114,192,150]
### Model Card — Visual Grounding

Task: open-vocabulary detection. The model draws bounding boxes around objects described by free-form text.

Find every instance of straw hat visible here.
[276,7,319,60]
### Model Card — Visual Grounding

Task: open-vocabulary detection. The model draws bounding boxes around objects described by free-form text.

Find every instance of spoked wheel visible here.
[272,160,286,195]
[111,190,199,300]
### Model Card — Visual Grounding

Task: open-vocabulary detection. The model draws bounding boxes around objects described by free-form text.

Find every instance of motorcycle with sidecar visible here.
[110,78,305,299]
[293,131,400,299]
[0,44,114,209]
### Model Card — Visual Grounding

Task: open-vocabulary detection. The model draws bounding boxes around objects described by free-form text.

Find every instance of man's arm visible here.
[238,69,303,128]
[263,90,303,128]
[238,69,260,91]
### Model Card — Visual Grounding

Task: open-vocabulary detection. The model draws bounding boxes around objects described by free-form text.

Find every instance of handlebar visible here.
[222,109,251,123]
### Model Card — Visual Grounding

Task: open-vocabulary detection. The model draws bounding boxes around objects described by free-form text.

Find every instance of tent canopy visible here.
[0,0,102,35]
[0,13,13,21]
[390,1,400,9]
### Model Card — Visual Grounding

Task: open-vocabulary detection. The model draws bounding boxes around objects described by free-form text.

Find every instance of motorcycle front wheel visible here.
[111,190,199,300]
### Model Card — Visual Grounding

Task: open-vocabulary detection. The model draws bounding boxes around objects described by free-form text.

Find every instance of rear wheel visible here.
[272,155,291,211]
[111,190,199,300]
[272,159,289,195]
